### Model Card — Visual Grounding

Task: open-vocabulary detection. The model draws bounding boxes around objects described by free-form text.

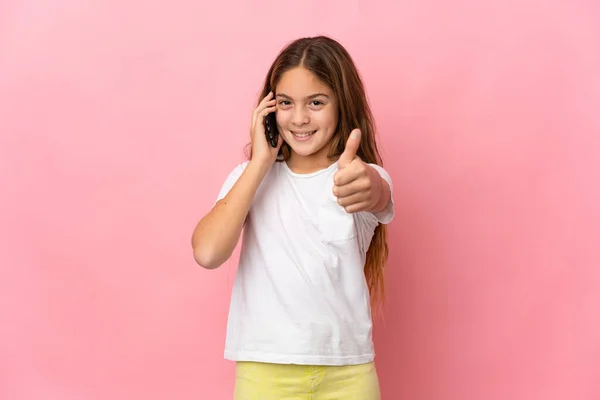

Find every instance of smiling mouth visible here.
[291,130,316,138]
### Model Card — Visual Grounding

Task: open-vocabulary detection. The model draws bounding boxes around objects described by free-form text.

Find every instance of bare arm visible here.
[191,91,282,269]
[368,171,392,214]
[191,160,273,269]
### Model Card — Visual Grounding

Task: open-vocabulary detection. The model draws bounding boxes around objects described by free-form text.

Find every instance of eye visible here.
[278,100,291,106]
[310,100,324,106]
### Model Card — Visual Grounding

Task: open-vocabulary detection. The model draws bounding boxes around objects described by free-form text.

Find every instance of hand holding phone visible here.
[250,91,281,165]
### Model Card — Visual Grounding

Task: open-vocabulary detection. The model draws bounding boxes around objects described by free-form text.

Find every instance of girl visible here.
[192,36,394,399]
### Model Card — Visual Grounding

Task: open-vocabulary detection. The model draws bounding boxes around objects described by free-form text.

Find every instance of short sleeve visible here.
[368,163,395,224]
[352,164,395,259]
[214,161,250,205]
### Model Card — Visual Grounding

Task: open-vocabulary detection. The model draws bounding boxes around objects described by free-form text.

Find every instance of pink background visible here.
[1,1,599,399]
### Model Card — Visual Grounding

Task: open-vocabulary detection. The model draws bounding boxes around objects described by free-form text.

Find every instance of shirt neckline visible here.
[281,159,339,179]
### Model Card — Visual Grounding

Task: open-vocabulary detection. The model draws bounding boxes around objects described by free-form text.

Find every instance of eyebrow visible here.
[276,93,330,100]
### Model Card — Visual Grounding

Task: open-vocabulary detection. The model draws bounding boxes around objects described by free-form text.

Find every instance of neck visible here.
[286,149,334,174]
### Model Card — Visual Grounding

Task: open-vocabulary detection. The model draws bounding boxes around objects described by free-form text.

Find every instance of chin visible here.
[289,147,319,157]
[286,141,325,157]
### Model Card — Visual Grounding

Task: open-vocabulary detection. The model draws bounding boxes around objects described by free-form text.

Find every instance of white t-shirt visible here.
[214,159,394,366]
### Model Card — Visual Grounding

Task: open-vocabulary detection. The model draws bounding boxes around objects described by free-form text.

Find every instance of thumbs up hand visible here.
[333,129,387,214]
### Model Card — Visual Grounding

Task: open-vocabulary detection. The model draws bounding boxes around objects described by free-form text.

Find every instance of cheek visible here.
[275,111,289,127]
[315,110,337,131]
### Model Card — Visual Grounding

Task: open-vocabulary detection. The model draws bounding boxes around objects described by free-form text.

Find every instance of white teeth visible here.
[292,130,316,138]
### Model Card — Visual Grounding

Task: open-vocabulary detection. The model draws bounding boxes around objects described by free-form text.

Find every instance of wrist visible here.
[369,170,390,213]
[247,158,273,177]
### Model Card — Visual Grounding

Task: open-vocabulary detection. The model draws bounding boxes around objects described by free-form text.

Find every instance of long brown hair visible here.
[250,36,389,313]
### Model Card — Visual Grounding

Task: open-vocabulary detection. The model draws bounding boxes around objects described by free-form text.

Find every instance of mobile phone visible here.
[264,110,279,148]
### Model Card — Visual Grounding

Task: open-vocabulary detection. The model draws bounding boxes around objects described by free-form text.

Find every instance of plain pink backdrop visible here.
[1,1,599,399]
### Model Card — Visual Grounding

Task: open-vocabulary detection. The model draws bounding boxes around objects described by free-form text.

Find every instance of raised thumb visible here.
[338,129,361,168]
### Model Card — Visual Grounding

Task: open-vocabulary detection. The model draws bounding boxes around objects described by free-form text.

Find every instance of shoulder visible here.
[233,160,251,173]
[222,160,250,180]
[215,160,251,202]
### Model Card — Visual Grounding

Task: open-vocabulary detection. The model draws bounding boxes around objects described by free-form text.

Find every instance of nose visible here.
[291,106,309,126]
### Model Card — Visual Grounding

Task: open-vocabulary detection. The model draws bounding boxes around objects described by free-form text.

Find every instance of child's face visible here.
[275,67,338,161]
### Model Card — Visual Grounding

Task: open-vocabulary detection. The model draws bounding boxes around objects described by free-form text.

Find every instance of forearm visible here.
[192,160,271,269]
[369,170,392,214]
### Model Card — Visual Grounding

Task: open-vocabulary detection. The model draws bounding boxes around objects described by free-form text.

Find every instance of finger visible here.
[253,94,275,117]
[338,129,361,168]
[333,178,368,198]
[263,99,277,108]
[256,106,276,129]
[333,167,359,187]
[264,105,277,115]
[342,200,371,214]
[253,94,273,116]
[252,103,276,128]
[252,99,276,125]
[260,91,274,104]
[258,93,275,111]
[337,190,369,206]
